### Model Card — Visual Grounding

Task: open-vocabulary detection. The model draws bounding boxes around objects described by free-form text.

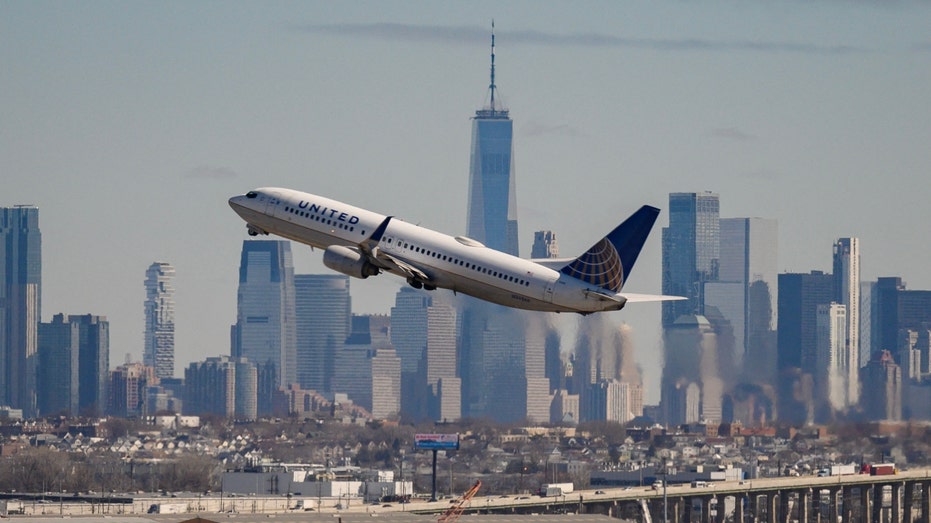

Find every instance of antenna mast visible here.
[489,20,496,114]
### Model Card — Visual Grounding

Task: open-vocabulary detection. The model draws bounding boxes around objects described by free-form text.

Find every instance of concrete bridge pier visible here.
[873,483,888,523]
[766,492,779,523]
[747,492,759,523]
[797,488,811,523]
[843,486,856,523]
[903,481,916,523]
[892,482,904,523]
[734,494,746,523]
[824,487,841,523]
[920,481,931,523]
[648,496,681,523]
[778,491,791,523]
[862,484,875,523]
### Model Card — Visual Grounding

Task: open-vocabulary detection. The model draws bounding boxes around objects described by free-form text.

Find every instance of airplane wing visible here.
[375,251,430,282]
[619,293,687,303]
[358,216,431,282]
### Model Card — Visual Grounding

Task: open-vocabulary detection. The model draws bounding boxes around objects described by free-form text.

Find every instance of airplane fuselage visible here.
[230,188,628,314]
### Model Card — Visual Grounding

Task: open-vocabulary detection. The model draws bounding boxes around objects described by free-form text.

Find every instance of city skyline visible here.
[3,3,931,401]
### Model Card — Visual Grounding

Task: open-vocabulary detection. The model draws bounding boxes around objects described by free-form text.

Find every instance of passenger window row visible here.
[284,206,356,233]
[384,237,531,287]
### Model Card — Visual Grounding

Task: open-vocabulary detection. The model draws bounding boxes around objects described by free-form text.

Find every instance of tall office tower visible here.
[860,350,902,421]
[37,315,79,415]
[777,271,833,424]
[585,380,643,423]
[234,358,258,420]
[74,315,109,416]
[816,302,848,416]
[233,240,297,390]
[833,237,860,405]
[872,277,931,357]
[531,231,559,259]
[371,348,402,419]
[471,309,548,423]
[0,206,41,416]
[423,303,460,421]
[332,315,401,418]
[466,25,518,256]
[777,271,834,372]
[918,330,931,375]
[660,315,717,425]
[661,192,720,326]
[572,316,641,417]
[860,282,873,368]
[294,274,351,392]
[333,315,377,411]
[389,288,432,377]
[184,356,237,418]
[144,262,175,379]
[897,330,921,380]
[710,218,778,366]
[256,360,284,415]
[108,362,155,417]
[389,288,459,420]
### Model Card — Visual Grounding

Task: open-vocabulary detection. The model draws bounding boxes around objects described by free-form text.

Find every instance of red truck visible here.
[860,463,896,476]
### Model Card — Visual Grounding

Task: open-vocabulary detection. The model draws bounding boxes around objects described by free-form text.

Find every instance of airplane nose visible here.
[228,195,244,209]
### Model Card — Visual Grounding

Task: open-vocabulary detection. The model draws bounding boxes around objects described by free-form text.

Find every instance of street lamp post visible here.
[448,457,454,497]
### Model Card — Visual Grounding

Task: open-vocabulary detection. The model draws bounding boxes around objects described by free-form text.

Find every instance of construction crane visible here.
[436,480,481,523]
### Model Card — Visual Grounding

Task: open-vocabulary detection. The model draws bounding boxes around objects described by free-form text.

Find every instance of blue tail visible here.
[559,205,660,292]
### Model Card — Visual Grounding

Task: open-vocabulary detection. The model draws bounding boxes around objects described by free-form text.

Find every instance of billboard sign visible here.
[414,433,460,450]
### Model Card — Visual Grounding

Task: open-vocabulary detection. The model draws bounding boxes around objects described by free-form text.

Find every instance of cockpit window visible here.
[246,191,258,199]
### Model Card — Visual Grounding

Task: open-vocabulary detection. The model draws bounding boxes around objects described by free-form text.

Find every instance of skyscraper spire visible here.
[489,20,497,113]
[477,20,507,119]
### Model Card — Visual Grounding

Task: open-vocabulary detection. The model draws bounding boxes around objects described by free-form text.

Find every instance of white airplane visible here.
[229,188,681,314]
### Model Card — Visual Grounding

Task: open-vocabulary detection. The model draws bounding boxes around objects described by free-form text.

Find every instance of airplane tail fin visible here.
[559,205,660,293]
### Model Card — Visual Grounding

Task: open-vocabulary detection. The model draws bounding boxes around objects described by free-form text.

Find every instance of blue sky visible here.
[3,1,930,401]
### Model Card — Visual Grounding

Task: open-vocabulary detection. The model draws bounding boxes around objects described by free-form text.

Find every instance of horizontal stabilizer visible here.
[619,293,686,303]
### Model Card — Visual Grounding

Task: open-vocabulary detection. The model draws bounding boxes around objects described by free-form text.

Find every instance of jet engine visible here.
[322,245,380,279]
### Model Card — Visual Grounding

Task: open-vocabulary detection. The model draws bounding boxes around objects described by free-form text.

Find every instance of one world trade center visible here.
[466,24,519,256]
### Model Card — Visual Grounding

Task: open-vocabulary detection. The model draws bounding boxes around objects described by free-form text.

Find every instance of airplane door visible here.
[543,281,555,303]
[267,191,283,218]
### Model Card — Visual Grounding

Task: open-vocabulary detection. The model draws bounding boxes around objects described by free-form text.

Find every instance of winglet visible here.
[370,216,392,243]
[361,216,393,254]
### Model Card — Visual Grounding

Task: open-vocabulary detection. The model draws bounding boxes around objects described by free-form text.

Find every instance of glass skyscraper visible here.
[37,313,109,416]
[0,206,41,416]
[661,192,720,326]
[144,261,175,379]
[233,240,297,391]
[466,27,518,256]
[294,274,351,392]
[705,217,778,379]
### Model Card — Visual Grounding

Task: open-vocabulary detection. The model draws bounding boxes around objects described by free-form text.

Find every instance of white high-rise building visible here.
[144,262,175,379]
[371,348,402,419]
[817,302,848,413]
[834,238,860,404]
